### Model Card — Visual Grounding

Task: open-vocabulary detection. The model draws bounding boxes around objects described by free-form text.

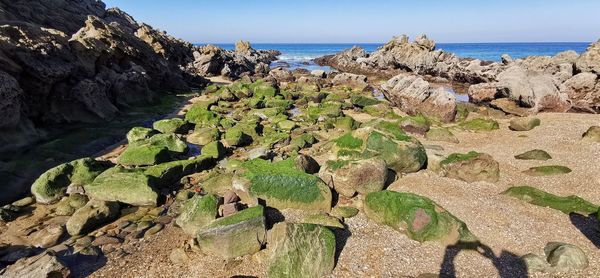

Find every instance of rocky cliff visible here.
[317,35,600,114]
[0,0,280,152]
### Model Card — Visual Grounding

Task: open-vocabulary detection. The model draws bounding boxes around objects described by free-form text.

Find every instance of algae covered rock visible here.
[267,223,336,278]
[301,213,344,229]
[364,190,477,244]
[176,194,218,236]
[582,126,600,142]
[31,158,109,204]
[197,205,266,258]
[117,144,170,166]
[202,141,225,159]
[224,126,252,147]
[331,206,359,219]
[239,159,332,212]
[502,186,598,215]
[185,105,221,127]
[460,118,500,132]
[509,117,541,131]
[515,149,552,161]
[187,127,220,145]
[331,122,427,174]
[85,167,159,207]
[153,118,188,134]
[524,242,589,273]
[440,151,500,183]
[523,165,572,176]
[399,115,431,135]
[126,127,156,143]
[66,200,119,236]
[145,156,216,187]
[323,157,387,198]
[55,194,89,216]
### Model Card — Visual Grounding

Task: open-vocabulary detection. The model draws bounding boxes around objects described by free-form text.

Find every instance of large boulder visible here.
[197,205,266,258]
[321,157,387,198]
[66,200,119,236]
[560,72,599,113]
[364,190,477,244]
[31,158,109,204]
[267,223,336,278]
[330,122,427,175]
[0,251,70,278]
[576,40,600,74]
[440,151,500,183]
[175,194,218,236]
[84,167,159,207]
[381,75,457,122]
[235,159,332,212]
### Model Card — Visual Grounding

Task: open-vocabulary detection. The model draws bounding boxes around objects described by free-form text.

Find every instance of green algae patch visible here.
[524,165,572,176]
[426,128,459,143]
[152,118,187,134]
[374,121,412,142]
[126,127,156,143]
[503,186,598,215]
[197,205,266,259]
[242,159,332,212]
[267,223,336,278]
[185,105,221,127]
[364,190,477,244]
[176,194,219,235]
[441,151,480,165]
[334,133,363,149]
[85,167,158,207]
[460,118,500,132]
[515,150,552,161]
[117,145,170,166]
[145,155,215,187]
[249,81,278,99]
[351,95,381,108]
[302,213,344,229]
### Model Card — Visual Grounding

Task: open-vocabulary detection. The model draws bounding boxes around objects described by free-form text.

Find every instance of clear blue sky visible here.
[104,0,599,43]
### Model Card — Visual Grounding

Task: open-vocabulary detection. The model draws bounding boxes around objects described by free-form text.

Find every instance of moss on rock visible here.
[85,167,159,207]
[153,118,187,134]
[503,186,598,215]
[364,190,477,244]
[176,194,219,236]
[523,165,572,176]
[126,127,156,143]
[460,118,500,132]
[515,150,552,161]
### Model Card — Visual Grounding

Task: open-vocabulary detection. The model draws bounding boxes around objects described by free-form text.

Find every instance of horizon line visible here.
[194,41,592,45]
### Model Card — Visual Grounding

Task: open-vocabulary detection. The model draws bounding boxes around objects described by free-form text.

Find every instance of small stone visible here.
[223,191,240,204]
[331,206,359,219]
[145,223,164,236]
[248,147,269,160]
[169,248,189,264]
[154,215,173,225]
[582,126,600,142]
[509,117,541,131]
[441,151,500,183]
[218,203,239,217]
[12,197,34,207]
[294,155,320,174]
[425,128,459,144]
[92,236,121,246]
[523,165,572,176]
[515,149,552,161]
[28,224,65,248]
[136,221,153,232]
[545,242,588,271]
[66,200,120,236]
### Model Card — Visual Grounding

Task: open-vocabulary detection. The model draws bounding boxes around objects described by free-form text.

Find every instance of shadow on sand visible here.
[570,212,600,249]
[439,241,528,278]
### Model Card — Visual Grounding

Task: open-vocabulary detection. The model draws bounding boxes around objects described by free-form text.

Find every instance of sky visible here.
[103,0,600,43]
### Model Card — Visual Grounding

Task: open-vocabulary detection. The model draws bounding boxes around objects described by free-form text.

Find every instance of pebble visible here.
[154,215,172,225]
[12,197,34,207]
[169,248,189,264]
[144,223,164,237]
[92,236,122,246]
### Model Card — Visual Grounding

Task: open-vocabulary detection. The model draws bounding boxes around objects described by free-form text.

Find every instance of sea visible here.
[208,42,591,72]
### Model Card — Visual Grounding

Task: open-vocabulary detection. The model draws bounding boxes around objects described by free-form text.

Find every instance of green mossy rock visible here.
[55,194,89,216]
[332,123,427,174]
[185,105,221,127]
[331,206,359,219]
[301,213,344,229]
[515,150,552,161]
[241,159,332,212]
[153,118,187,134]
[144,134,188,153]
[249,81,278,99]
[224,126,252,147]
[351,95,380,108]
[523,165,572,176]
[400,115,431,135]
[187,127,220,146]
[202,141,225,159]
[31,158,109,204]
[364,190,477,244]
[176,194,218,236]
[85,167,159,207]
[582,126,600,142]
[117,145,170,166]
[440,151,500,183]
[145,156,215,187]
[509,117,541,131]
[201,173,234,195]
[277,120,297,132]
[267,223,336,278]
[503,186,598,215]
[334,116,358,132]
[126,127,156,143]
[197,206,266,258]
[66,200,119,236]
[288,133,317,152]
[425,128,459,143]
[460,118,500,132]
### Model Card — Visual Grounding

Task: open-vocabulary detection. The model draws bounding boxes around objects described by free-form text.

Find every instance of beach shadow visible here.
[570,212,600,249]
[332,223,352,267]
[57,248,108,278]
[439,242,527,278]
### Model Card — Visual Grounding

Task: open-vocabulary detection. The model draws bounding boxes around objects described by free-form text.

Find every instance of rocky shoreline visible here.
[1,1,600,278]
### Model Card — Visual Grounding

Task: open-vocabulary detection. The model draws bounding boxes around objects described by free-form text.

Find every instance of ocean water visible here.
[209,42,591,71]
